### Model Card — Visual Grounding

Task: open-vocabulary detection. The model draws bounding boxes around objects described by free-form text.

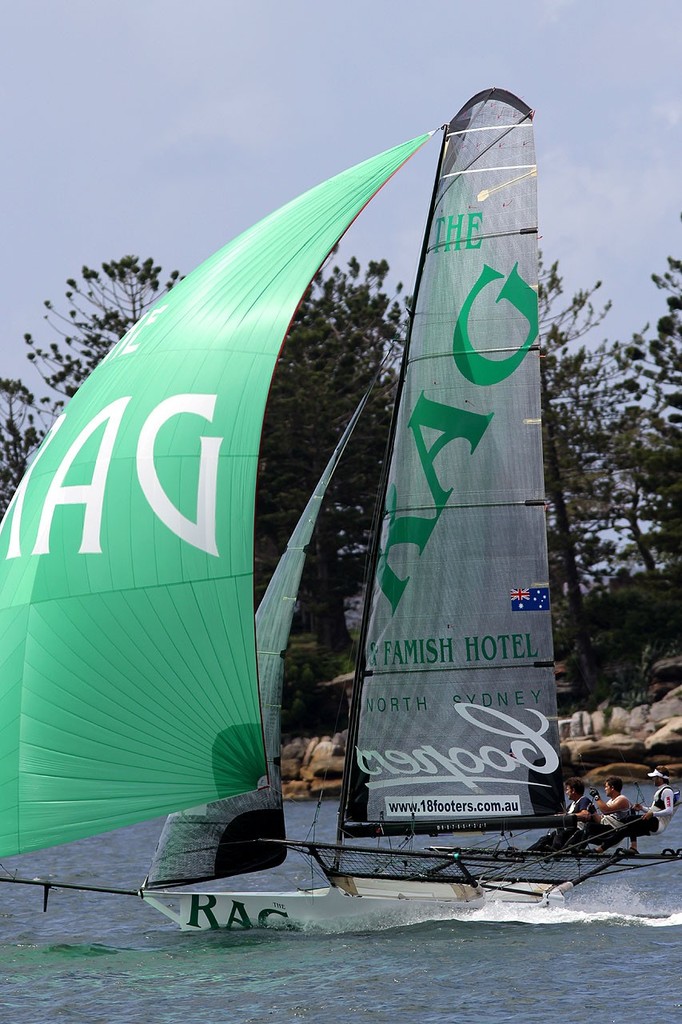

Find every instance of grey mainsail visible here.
[340,89,564,837]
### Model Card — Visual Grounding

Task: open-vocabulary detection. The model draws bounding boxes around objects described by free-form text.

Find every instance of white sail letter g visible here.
[136,394,222,556]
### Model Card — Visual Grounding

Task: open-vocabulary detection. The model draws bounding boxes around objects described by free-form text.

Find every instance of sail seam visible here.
[380,501,547,513]
[428,227,538,254]
[409,343,541,361]
[364,664,554,676]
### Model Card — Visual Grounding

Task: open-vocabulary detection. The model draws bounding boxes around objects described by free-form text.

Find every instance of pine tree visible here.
[256,257,405,650]
[25,256,180,402]
[0,379,46,517]
[539,259,611,694]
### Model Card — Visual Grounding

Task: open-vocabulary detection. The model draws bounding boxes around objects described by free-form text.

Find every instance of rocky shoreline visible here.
[280,680,682,799]
[559,681,682,781]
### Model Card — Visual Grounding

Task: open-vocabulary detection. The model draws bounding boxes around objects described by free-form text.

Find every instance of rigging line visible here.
[287,840,328,892]
[613,744,646,806]
[304,799,325,890]
[302,784,325,842]
[315,341,400,688]
[344,343,403,637]
[328,666,353,783]
[336,126,450,843]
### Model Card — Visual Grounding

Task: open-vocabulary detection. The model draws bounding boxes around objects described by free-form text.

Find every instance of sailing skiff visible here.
[1,89,679,931]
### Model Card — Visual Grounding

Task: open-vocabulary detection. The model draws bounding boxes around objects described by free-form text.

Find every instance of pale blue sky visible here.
[2,1,681,386]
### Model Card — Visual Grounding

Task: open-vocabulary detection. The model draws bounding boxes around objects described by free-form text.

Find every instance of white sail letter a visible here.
[33,397,132,555]
[1,414,66,559]
[136,394,222,556]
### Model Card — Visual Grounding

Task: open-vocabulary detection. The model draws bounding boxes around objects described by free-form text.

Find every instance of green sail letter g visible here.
[453,263,538,386]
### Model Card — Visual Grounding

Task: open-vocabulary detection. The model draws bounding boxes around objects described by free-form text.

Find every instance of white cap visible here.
[648,768,669,781]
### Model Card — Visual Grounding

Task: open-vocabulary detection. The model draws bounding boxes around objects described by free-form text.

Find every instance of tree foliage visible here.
[3,225,682,718]
[630,231,682,581]
[25,256,180,403]
[538,245,682,698]
[538,258,612,693]
[0,378,48,517]
[256,256,406,650]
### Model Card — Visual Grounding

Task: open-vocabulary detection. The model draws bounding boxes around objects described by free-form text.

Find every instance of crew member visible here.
[581,776,638,853]
[596,766,677,853]
[528,777,594,852]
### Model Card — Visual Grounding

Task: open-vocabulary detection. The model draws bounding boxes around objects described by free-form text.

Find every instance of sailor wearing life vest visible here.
[596,765,677,853]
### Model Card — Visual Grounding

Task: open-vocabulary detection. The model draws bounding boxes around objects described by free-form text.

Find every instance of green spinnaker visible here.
[0,132,430,856]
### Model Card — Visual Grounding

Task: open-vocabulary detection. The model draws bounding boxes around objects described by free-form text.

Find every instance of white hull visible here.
[143,880,487,932]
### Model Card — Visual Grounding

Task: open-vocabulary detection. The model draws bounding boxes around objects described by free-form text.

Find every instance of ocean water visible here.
[1,798,681,1024]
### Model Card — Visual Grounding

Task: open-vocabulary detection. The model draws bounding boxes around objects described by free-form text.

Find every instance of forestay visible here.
[146,397,369,886]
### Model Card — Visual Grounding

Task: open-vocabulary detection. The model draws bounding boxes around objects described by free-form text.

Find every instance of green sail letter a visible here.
[377,394,493,614]
[376,483,435,615]
[453,263,539,386]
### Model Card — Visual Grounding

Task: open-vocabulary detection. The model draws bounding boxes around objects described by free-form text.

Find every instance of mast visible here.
[339,89,564,839]
[337,124,450,840]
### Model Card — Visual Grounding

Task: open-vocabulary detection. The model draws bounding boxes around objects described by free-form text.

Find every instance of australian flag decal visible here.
[510,586,550,611]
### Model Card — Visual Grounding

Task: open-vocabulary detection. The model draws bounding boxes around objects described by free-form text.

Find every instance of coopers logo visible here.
[356,705,559,791]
